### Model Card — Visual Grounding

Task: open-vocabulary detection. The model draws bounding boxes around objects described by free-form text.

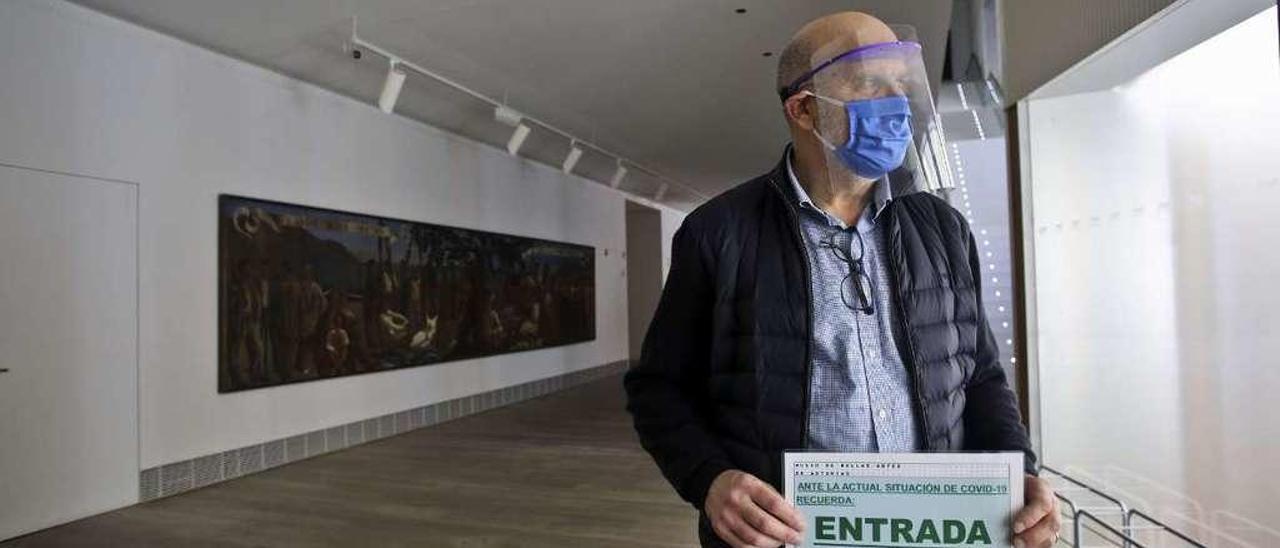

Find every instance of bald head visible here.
[776,12,897,99]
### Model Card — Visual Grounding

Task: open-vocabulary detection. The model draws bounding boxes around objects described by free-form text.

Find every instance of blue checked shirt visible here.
[786,154,920,452]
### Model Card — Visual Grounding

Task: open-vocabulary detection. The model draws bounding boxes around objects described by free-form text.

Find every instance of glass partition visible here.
[1023,6,1279,545]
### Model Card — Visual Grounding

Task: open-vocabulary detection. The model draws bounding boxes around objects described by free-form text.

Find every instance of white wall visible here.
[1025,6,1280,541]
[0,0,634,469]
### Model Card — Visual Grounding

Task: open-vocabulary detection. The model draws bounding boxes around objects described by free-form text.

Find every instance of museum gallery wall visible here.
[218,195,596,392]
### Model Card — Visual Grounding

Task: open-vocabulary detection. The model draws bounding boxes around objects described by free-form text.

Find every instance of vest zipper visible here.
[767,176,814,450]
[882,208,931,450]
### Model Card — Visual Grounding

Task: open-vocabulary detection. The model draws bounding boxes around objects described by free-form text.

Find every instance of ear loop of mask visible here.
[798,90,852,198]
[800,91,843,151]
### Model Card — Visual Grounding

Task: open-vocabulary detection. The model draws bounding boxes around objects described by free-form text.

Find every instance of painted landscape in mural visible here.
[217,195,595,392]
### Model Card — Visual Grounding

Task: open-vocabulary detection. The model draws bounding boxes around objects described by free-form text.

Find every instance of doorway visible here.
[0,164,139,540]
[624,200,664,363]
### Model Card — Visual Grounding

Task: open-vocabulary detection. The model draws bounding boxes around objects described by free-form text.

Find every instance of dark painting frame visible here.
[217,194,595,393]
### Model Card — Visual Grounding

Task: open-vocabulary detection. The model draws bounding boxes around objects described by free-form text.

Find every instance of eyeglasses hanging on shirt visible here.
[818,228,875,315]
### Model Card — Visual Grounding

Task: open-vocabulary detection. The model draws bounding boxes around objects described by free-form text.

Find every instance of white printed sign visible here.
[784,452,1024,548]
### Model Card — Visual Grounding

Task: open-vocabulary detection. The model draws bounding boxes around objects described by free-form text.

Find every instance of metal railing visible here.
[1041,465,1208,548]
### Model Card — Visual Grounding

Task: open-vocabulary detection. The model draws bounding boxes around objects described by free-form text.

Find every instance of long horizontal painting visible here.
[218,195,595,392]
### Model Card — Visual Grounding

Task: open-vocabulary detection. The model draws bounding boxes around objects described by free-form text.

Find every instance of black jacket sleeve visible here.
[623,219,735,510]
[960,228,1040,476]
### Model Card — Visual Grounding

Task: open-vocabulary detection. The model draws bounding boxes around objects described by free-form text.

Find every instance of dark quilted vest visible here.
[623,151,1034,547]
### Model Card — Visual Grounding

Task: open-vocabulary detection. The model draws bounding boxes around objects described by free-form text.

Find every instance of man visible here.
[623,12,1059,548]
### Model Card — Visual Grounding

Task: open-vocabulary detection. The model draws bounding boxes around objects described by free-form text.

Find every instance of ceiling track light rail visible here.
[347,17,707,205]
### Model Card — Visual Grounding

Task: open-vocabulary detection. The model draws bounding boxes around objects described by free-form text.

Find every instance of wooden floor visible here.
[4,373,699,547]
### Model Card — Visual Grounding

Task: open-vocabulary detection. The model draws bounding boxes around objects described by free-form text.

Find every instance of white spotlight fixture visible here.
[493,104,530,156]
[562,141,583,174]
[506,123,531,156]
[494,105,523,127]
[378,61,407,114]
[609,161,628,189]
[654,183,669,202]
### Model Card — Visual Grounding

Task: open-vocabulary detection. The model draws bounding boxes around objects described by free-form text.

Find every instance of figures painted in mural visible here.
[218,196,595,392]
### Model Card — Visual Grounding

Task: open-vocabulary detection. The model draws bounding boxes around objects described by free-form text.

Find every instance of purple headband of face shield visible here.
[778,40,922,102]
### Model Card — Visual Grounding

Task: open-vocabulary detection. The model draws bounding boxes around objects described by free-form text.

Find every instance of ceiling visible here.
[1027,0,1272,100]
[71,0,953,210]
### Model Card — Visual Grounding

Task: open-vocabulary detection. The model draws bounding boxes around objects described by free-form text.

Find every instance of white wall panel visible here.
[0,166,137,540]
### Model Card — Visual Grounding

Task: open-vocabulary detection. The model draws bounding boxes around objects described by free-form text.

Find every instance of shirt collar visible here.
[784,146,892,228]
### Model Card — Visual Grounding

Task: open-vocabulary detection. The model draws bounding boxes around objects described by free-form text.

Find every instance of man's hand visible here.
[1014,474,1062,547]
[705,470,806,548]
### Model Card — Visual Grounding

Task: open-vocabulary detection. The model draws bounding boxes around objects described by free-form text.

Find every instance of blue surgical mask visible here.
[809,93,913,179]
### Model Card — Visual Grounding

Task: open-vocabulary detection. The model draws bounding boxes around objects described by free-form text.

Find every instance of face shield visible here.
[781,25,953,199]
